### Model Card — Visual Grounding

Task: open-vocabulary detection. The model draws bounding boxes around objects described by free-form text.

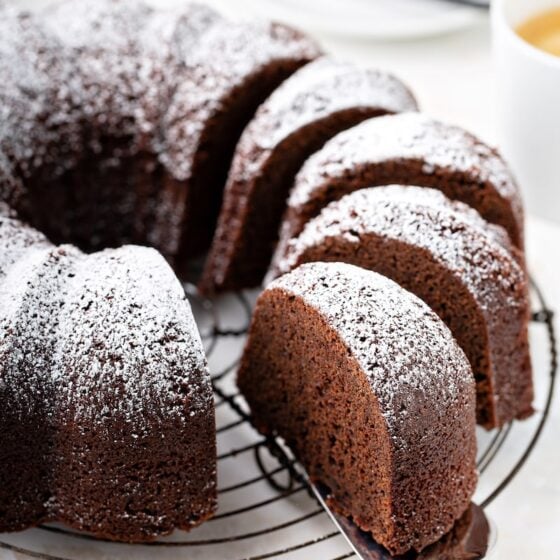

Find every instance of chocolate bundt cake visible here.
[200,57,418,293]
[0,0,535,548]
[238,262,477,555]
[272,112,525,274]
[271,186,533,428]
[0,205,216,540]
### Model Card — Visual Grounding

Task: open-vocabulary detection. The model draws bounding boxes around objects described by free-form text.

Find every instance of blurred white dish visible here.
[233,0,484,40]
[12,0,485,39]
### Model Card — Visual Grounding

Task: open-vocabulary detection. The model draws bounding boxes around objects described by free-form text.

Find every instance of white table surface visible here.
[5,1,560,558]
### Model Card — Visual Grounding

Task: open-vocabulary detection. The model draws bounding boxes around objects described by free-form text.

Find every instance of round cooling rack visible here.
[0,276,556,560]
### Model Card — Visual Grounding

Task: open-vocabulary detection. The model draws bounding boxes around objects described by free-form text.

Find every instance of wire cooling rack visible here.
[0,277,556,560]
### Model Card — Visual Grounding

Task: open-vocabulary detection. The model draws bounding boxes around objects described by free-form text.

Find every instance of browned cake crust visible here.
[272,113,525,275]
[199,57,417,293]
[0,208,216,541]
[238,262,477,555]
[272,186,533,428]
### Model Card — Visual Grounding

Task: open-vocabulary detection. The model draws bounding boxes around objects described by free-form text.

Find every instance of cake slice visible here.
[272,112,525,274]
[160,19,321,266]
[271,186,532,428]
[238,261,477,555]
[200,57,417,293]
[0,209,216,540]
[46,246,216,541]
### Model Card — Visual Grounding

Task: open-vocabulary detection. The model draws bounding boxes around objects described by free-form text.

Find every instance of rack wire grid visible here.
[0,276,556,560]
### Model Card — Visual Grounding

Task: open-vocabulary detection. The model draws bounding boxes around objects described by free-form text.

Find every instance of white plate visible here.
[231,0,485,40]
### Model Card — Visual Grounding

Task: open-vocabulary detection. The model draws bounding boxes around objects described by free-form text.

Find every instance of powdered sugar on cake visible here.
[269,262,475,439]
[161,19,320,180]
[276,185,526,328]
[237,57,417,161]
[0,211,210,435]
[287,112,524,227]
[50,246,210,431]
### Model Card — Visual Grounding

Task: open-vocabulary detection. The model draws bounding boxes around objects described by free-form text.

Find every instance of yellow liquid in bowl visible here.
[516,7,560,57]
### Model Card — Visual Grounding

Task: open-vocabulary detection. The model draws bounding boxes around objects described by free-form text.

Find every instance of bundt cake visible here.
[270,185,533,428]
[0,0,534,549]
[200,57,418,293]
[238,261,477,555]
[272,112,525,275]
[0,205,216,540]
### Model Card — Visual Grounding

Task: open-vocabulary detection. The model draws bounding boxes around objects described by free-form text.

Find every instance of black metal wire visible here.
[255,445,295,492]
[476,427,505,467]
[210,486,307,521]
[216,417,245,433]
[242,532,340,560]
[480,277,557,508]
[478,423,513,474]
[0,542,68,560]
[215,391,241,407]
[217,440,267,461]
[219,464,294,494]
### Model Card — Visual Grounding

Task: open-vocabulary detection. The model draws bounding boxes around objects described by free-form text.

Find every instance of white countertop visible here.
[5,1,560,558]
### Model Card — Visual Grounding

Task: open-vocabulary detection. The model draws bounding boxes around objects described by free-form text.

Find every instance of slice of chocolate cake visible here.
[200,57,417,293]
[272,112,525,275]
[160,19,322,268]
[238,261,477,555]
[271,186,533,428]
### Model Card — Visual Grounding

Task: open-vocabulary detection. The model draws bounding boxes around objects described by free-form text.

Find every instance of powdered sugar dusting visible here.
[161,18,320,180]
[44,0,152,50]
[239,56,417,159]
[0,243,82,419]
[0,6,79,179]
[287,112,524,230]
[50,245,210,432]
[274,185,515,277]
[43,0,177,155]
[0,205,211,432]
[276,185,527,317]
[0,203,51,279]
[269,261,475,442]
[141,3,222,61]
